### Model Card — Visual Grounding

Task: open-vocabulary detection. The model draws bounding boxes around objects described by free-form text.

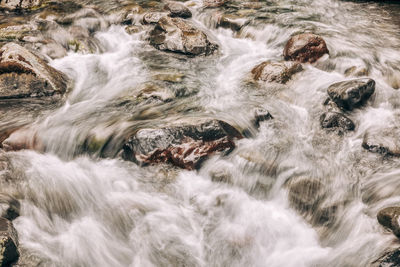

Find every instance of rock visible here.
[0,42,69,99]
[320,112,355,132]
[288,177,324,212]
[344,66,368,77]
[253,108,273,128]
[327,78,375,111]
[0,217,19,266]
[0,24,37,42]
[122,119,242,170]
[164,2,192,18]
[125,25,145,35]
[362,128,400,156]
[216,14,248,32]
[0,194,20,221]
[1,127,42,152]
[203,0,228,8]
[374,249,400,267]
[153,72,184,83]
[377,207,400,238]
[283,33,329,63]
[0,0,41,10]
[251,61,303,84]
[142,12,167,25]
[149,16,218,56]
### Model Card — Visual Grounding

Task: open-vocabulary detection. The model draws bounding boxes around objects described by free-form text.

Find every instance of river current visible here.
[2,0,400,266]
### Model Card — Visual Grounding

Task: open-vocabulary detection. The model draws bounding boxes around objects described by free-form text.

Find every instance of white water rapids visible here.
[2,0,400,266]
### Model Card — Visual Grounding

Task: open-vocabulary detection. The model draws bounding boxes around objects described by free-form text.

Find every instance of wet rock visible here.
[377,207,400,238]
[149,16,218,56]
[251,61,303,84]
[253,108,273,128]
[0,24,37,42]
[344,66,368,77]
[215,14,248,32]
[362,128,400,156]
[56,8,102,26]
[153,72,184,83]
[164,2,192,18]
[374,249,400,267]
[122,119,242,170]
[0,0,41,10]
[288,177,324,212]
[0,42,69,99]
[203,0,228,8]
[283,33,329,63]
[327,78,375,111]
[142,12,167,25]
[125,25,145,35]
[1,127,42,152]
[0,217,19,266]
[0,194,20,221]
[320,112,355,132]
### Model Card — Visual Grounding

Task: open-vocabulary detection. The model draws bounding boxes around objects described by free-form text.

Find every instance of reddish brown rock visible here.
[283,33,329,63]
[122,119,242,170]
[164,2,192,18]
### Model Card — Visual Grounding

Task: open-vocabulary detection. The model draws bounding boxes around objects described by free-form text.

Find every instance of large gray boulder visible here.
[327,78,375,111]
[0,42,69,99]
[0,217,19,267]
[149,16,218,56]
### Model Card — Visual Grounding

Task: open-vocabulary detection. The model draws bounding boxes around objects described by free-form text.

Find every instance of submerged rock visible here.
[362,128,400,156]
[149,16,218,56]
[0,193,20,221]
[0,217,19,267]
[344,66,368,77]
[122,119,242,170]
[320,112,355,132]
[288,177,323,212]
[164,2,192,18]
[283,33,329,63]
[327,78,375,111]
[0,42,69,99]
[251,61,302,84]
[377,207,400,238]
[216,14,248,32]
[203,0,228,8]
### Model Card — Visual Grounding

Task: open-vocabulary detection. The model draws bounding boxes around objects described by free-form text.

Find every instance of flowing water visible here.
[2,0,400,266]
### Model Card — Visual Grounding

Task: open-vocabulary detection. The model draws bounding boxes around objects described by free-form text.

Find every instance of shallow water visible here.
[2,0,400,266]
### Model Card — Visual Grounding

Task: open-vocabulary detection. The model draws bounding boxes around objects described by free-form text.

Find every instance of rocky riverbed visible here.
[1,0,400,266]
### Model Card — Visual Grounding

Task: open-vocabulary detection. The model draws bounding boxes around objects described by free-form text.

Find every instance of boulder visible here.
[362,128,400,156]
[149,16,218,56]
[0,0,41,10]
[164,2,192,18]
[327,78,375,111]
[251,61,302,84]
[377,207,400,238]
[374,249,400,267]
[320,112,355,132]
[0,42,69,99]
[0,218,19,267]
[203,0,228,8]
[283,33,329,63]
[122,119,242,170]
